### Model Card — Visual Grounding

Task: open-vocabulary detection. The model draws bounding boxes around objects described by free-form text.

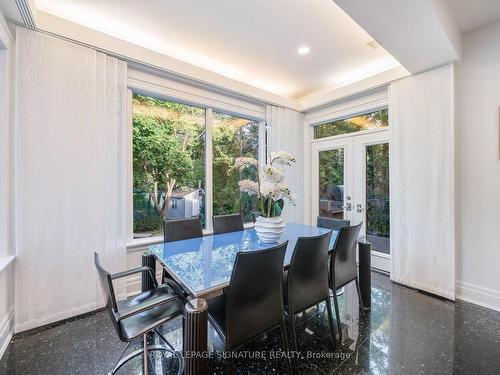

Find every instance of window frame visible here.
[303,90,389,226]
[312,107,389,140]
[126,74,266,245]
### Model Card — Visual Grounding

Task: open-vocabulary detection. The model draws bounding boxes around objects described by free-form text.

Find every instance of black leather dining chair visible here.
[163,217,204,287]
[329,222,364,341]
[318,216,351,299]
[207,242,291,374]
[94,252,184,375]
[163,217,203,243]
[283,231,336,351]
[212,213,244,235]
[317,216,350,231]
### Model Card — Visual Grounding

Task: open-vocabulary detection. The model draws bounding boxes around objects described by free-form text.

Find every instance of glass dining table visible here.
[149,222,338,375]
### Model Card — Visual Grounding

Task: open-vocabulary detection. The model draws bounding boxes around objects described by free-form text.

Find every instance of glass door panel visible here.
[319,149,346,220]
[311,138,353,226]
[353,132,391,273]
[365,143,390,255]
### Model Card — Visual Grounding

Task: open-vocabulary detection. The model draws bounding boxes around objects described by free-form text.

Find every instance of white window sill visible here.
[0,255,15,273]
[126,222,255,252]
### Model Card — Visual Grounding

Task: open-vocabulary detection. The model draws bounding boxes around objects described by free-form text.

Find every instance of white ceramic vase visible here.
[254,215,286,243]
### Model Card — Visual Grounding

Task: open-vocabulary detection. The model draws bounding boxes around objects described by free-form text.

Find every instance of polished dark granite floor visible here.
[1,272,500,374]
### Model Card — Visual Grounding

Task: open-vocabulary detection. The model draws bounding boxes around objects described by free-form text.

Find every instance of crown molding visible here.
[30,10,415,114]
[14,0,37,28]
[298,66,409,112]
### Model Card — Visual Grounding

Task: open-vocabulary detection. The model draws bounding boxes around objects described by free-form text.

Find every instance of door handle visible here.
[343,196,352,211]
[356,203,364,213]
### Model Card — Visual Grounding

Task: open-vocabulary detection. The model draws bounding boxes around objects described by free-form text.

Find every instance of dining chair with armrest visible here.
[329,222,364,341]
[94,252,184,375]
[207,242,291,374]
[283,231,336,351]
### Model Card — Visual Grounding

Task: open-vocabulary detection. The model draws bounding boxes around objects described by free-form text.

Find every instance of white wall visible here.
[0,264,15,358]
[0,10,15,359]
[266,106,305,224]
[0,9,13,258]
[455,20,500,311]
[390,65,455,299]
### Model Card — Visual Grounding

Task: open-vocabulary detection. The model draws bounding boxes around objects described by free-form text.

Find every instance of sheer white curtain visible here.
[390,65,455,299]
[266,105,305,223]
[15,27,128,331]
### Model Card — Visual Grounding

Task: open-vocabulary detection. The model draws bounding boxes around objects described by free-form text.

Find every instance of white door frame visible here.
[310,129,391,273]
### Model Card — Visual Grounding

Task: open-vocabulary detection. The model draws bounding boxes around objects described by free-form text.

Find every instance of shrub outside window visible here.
[132,94,261,239]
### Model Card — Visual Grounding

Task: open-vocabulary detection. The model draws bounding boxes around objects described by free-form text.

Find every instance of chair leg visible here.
[109,341,132,375]
[226,354,234,375]
[355,278,366,318]
[109,344,182,375]
[332,288,342,342]
[280,320,293,375]
[324,298,337,348]
[289,314,299,353]
[143,334,149,375]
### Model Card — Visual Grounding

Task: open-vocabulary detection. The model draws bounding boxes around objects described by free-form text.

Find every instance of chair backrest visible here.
[213,213,244,235]
[286,231,332,315]
[225,242,287,351]
[330,222,362,289]
[94,252,122,338]
[164,217,203,242]
[317,216,350,231]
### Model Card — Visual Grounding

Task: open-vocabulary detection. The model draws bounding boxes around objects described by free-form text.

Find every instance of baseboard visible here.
[0,307,14,360]
[391,276,455,300]
[456,280,500,312]
[14,269,162,333]
[14,300,99,333]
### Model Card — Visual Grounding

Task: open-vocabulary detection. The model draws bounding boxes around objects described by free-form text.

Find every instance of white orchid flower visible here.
[261,164,284,183]
[270,151,295,166]
[234,157,258,171]
[238,179,259,196]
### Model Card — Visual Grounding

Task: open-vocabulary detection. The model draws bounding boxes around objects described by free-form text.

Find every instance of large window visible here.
[314,109,388,139]
[132,94,260,238]
[212,112,259,223]
[133,94,205,238]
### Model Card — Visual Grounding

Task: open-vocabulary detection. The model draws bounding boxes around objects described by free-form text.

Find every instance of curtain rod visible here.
[13,23,271,107]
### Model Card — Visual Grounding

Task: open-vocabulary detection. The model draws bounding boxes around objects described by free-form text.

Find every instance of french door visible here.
[311,131,391,272]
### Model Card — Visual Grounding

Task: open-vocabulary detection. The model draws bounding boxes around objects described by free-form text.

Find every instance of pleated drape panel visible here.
[15,27,128,331]
[266,105,305,224]
[389,65,455,299]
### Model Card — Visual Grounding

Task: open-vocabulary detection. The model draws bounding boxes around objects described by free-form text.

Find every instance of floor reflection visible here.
[1,272,500,374]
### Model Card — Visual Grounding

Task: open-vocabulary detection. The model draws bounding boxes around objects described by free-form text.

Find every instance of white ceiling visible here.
[440,0,500,33]
[34,0,400,99]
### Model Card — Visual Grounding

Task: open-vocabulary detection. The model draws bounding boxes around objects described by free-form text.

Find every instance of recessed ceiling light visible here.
[297,46,310,55]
